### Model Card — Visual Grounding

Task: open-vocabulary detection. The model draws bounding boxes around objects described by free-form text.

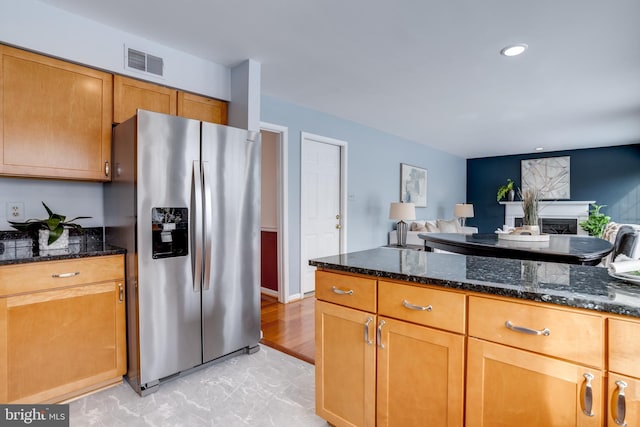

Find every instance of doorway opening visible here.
[260,122,289,303]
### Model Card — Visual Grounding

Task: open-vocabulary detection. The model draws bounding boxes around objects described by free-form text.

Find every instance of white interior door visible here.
[300,133,346,295]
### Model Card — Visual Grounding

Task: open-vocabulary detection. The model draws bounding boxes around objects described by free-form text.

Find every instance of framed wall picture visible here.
[400,163,427,207]
[521,156,570,199]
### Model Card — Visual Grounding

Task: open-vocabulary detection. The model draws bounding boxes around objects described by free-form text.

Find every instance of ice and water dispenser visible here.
[151,207,188,259]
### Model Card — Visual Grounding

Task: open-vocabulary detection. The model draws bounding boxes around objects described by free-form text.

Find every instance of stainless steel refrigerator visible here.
[104,110,261,395]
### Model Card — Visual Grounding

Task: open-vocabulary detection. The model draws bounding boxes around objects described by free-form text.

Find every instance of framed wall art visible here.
[521,156,570,200]
[400,163,427,207]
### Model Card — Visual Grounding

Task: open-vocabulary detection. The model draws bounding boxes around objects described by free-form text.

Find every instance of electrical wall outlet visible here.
[7,202,24,221]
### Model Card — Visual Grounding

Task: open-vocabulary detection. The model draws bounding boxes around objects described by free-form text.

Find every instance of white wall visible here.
[0,178,104,230]
[261,131,278,230]
[0,0,230,100]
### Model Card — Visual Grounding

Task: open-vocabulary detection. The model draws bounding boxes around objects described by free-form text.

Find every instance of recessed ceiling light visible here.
[500,44,528,57]
[535,147,544,152]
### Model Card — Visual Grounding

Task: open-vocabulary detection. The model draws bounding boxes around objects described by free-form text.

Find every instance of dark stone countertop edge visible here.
[310,258,640,319]
[0,245,126,266]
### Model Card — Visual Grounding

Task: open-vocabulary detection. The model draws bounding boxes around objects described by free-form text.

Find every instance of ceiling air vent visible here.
[126,47,164,77]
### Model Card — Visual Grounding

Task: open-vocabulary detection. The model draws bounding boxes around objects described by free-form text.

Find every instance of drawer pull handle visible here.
[505,320,550,336]
[118,283,124,303]
[364,317,373,345]
[377,320,385,349]
[52,271,80,278]
[582,373,595,417]
[614,380,628,426]
[402,299,432,311]
[331,286,353,296]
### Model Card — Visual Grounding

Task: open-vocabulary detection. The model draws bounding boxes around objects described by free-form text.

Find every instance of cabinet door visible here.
[113,75,177,123]
[0,281,126,403]
[608,373,640,427]
[315,300,376,427]
[177,91,227,124]
[466,338,604,427]
[377,317,464,427]
[0,45,112,181]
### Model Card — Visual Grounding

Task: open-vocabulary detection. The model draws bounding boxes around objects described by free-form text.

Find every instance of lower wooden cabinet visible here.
[608,373,640,426]
[608,317,640,426]
[466,338,604,427]
[377,317,464,427]
[315,300,376,427]
[315,281,465,427]
[0,255,126,403]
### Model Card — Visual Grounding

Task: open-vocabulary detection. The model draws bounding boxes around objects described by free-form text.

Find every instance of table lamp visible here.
[454,203,474,227]
[389,202,416,247]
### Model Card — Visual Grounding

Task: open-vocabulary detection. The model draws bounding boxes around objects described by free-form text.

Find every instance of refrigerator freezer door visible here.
[136,111,203,386]
[201,123,261,362]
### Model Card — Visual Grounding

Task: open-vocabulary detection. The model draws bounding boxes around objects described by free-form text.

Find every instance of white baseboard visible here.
[286,293,302,303]
[260,287,278,298]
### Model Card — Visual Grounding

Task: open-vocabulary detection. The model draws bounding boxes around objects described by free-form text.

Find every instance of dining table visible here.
[417,233,613,265]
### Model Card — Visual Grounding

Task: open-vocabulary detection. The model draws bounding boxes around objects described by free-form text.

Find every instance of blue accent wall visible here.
[261,95,466,297]
[467,144,640,233]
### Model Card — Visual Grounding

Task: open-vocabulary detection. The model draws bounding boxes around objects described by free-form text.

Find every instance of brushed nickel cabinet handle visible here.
[331,286,353,295]
[105,160,110,177]
[402,299,432,311]
[51,271,80,278]
[118,283,124,303]
[377,320,385,349]
[505,320,550,336]
[582,373,595,417]
[614,380,628,426]
[364,317,373,345]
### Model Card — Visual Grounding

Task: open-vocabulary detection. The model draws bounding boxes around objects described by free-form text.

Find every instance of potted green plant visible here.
[497,179,516,202]
[8,202,91,250]
[579,204,611,238]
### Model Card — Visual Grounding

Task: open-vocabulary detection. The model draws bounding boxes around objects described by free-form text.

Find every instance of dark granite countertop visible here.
[309,247,640,318]
[0,228,125,266]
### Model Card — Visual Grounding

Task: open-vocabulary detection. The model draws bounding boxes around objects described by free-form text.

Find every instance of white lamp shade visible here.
[454,203,474,218]
[389,202,416,220]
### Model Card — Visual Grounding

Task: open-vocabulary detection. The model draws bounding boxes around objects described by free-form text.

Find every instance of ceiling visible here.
[39,0,640,159]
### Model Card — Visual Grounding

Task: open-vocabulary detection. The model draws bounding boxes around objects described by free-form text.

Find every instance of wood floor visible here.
[260,294,315,364]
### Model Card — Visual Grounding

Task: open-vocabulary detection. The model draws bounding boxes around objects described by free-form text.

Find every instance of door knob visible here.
[336,224,341,229]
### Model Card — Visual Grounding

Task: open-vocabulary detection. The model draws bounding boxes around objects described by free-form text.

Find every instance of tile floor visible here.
[69,346,327,426]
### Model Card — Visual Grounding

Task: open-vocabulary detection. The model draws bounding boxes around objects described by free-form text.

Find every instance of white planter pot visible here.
[39,229,70,251]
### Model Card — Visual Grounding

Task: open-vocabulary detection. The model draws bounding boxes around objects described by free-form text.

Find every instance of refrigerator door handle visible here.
[202,160,213,291]
[192,160,203,293]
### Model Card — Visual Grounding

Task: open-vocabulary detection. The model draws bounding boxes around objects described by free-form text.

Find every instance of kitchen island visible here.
[310,247,640,427]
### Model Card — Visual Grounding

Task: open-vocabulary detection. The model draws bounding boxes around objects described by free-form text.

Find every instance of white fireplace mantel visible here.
[499,200,595,235]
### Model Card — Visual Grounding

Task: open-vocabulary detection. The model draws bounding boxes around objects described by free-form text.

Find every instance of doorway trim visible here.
[260,122,290,304]
[300,131,348,296]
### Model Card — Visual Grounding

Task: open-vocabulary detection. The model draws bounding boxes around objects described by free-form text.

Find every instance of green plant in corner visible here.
[8,202,91,244]
[579,203,611,238]
[497,178,515,202]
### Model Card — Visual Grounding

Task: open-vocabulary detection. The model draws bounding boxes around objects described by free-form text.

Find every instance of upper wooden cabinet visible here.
[177,91,227,124]
[113,75,176,123]
[0,45,113,181]
[114,74,227,125]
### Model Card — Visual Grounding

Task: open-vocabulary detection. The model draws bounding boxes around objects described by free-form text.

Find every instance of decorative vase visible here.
[38,229,70,251]
[507,189,515,202]
[520,225,540,235]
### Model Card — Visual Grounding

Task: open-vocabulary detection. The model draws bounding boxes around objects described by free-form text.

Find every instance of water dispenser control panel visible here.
[151,207,188,259]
